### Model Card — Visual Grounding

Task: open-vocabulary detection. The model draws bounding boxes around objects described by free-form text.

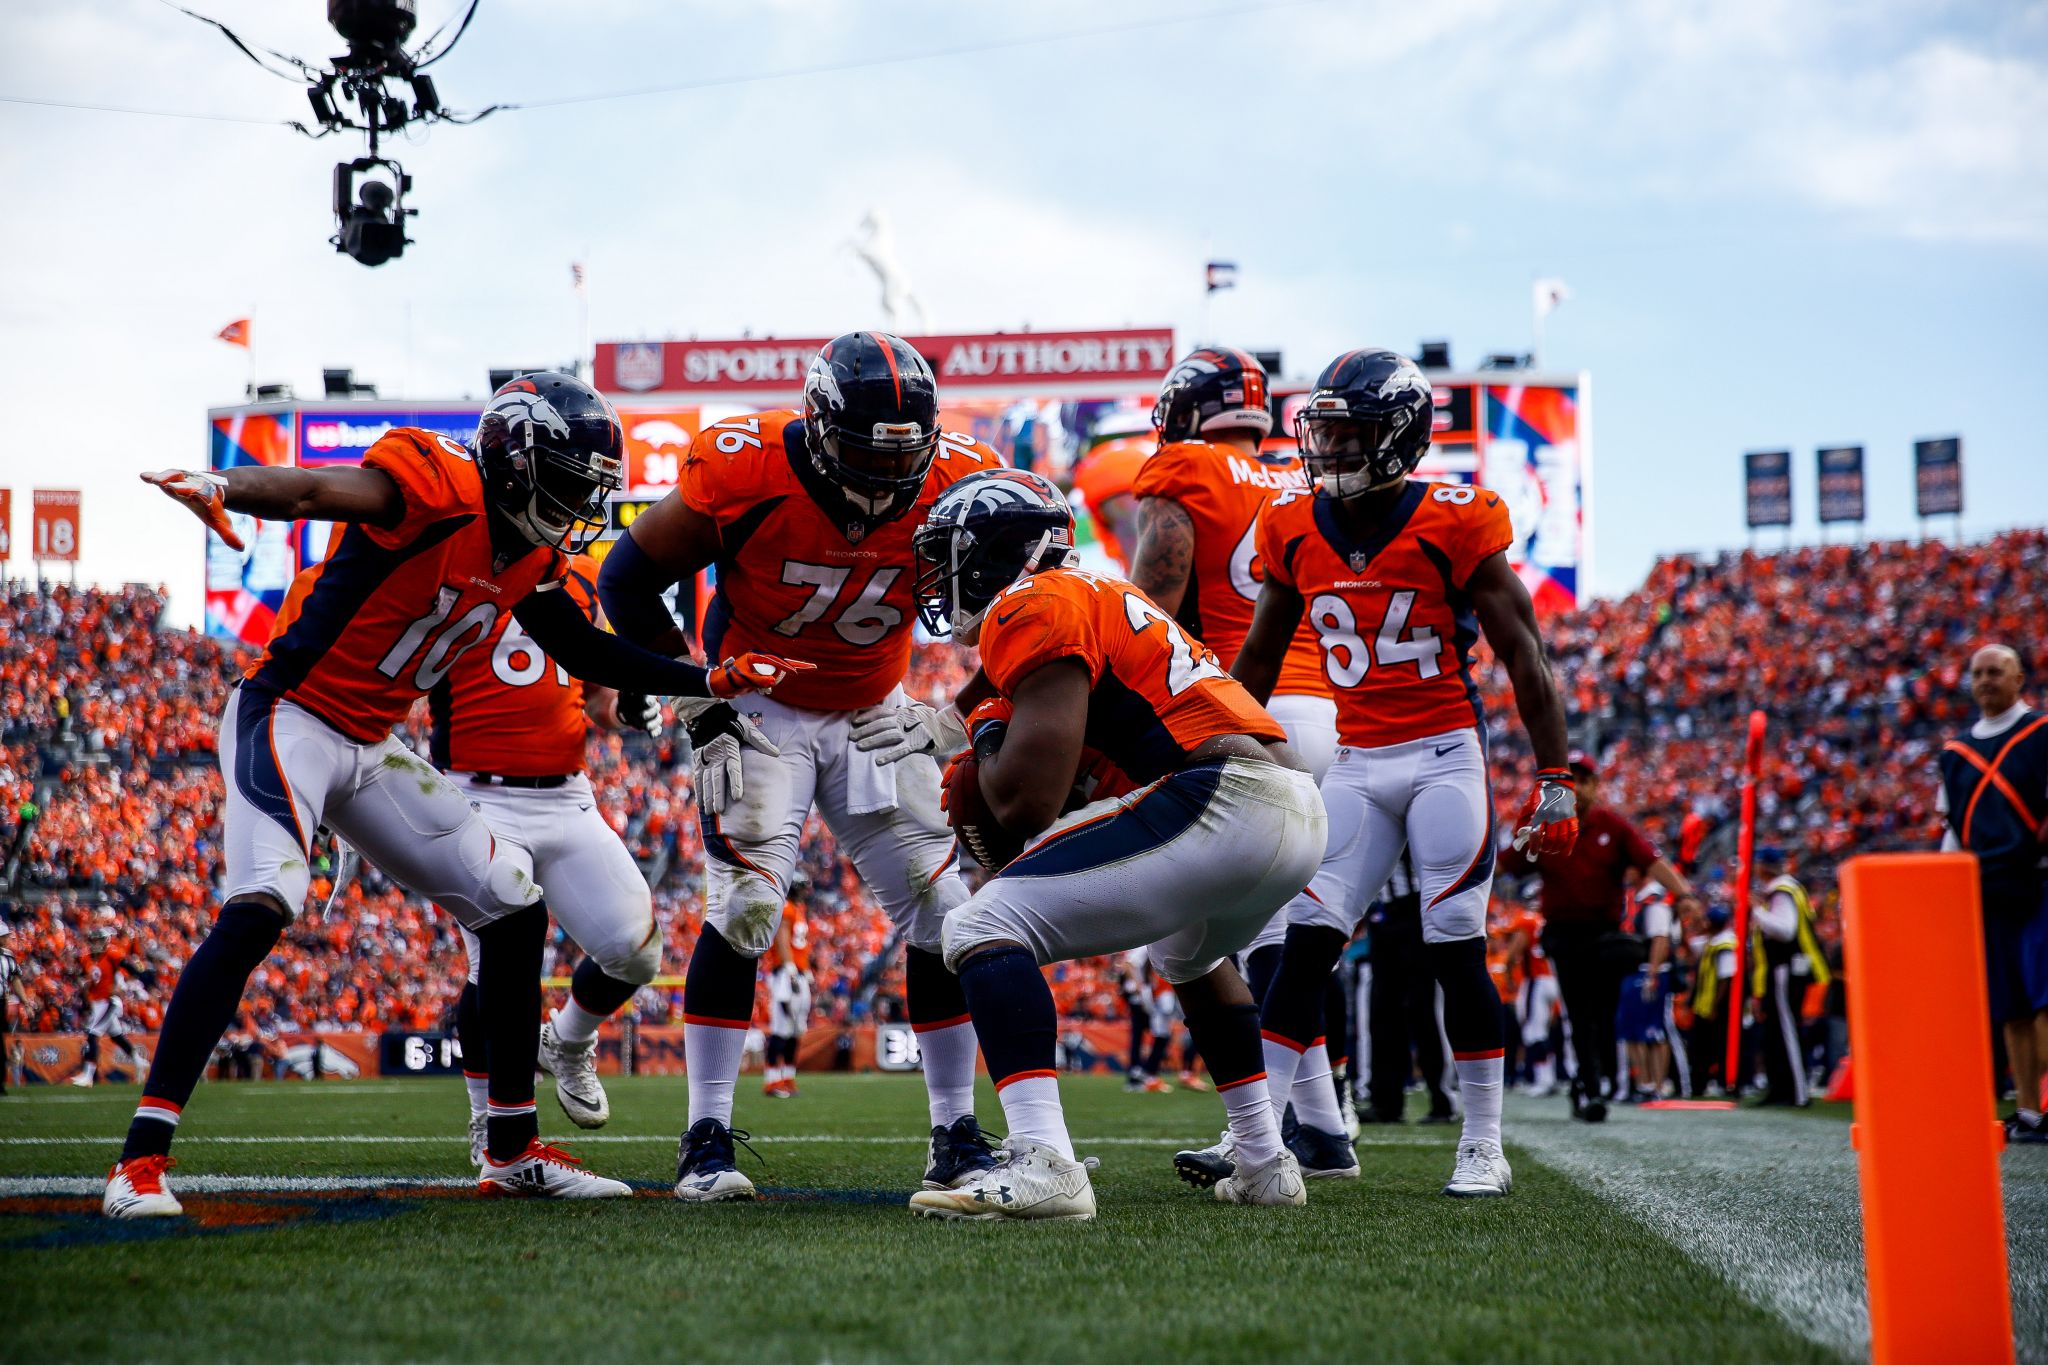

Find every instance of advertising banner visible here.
[1481,384,1583,613]
[0,488,10,561]
[1816,445,1866,524]
[1744,450,1793,528]
[1915,436,1963,517]
[31,489,81,561]
[207,411,296,646]
[597,327,1177,395]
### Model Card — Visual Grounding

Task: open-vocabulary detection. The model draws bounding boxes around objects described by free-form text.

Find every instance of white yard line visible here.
[1,1130,1438,1148]
[2,1174,479,1196]
[1504,1096,2047,1363]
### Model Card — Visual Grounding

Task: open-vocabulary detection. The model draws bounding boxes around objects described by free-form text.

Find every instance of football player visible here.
[1231,348,1577,1199]
[761,872,814,1098]
[108,373,802,1217]
[428,550,665,1161]
[72,920,146,1087]
[597,332,1004,1202]
[1124,347,1358,1181]
[903,469,1329,1222]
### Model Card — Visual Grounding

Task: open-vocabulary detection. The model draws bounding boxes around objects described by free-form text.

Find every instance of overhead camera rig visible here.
[171,0,498,265]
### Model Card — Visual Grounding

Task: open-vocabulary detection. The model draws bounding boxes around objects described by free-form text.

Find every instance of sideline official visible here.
[1938,643,2048,1144]
[1499,753,1699,1121]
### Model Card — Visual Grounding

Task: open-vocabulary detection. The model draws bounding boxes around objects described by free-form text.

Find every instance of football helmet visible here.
[914,469,1076,642]
[802,332,942,528]
[1152,346,1273,443]
[474,372,625,554]
[1295,349,1434,499]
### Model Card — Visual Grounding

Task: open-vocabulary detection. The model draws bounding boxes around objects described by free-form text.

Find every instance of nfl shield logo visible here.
[847,522,868,545]
[1348,549,1369,572]
[615,343,664,392]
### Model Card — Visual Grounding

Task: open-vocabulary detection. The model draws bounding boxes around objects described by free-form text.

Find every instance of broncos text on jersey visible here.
[1131,439,1328,699]
[245,429,567,743]
[1257,479,1513,749]
[975,565,1283,786]
[682,410,1002,711]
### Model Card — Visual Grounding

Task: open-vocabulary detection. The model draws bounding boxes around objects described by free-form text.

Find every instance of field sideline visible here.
[3,1075,2042,1363]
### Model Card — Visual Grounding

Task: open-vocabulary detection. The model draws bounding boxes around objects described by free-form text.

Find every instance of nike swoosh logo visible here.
[1434,743,1459,756]
[994,608,1021,626]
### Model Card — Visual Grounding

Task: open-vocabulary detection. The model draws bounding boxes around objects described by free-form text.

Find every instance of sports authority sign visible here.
[596,328,1176,396]
[0,489,10,561]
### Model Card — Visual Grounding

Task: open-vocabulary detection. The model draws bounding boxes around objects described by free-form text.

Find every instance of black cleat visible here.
[1570,1081,1609,1124]
[1284,1122,1361,1179]
[674,1117,758,1201]
[923,1115,1000,1190]
[2006,1113,2048,1145]
[1173,1129,1236,1188]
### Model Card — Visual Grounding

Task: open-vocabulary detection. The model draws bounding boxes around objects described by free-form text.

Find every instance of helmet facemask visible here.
[1298,397,1423,500]
[914,519,1069,645]
[808,416,940,523]
[477,386,624,553]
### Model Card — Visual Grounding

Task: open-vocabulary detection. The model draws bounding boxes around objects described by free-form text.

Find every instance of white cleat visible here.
[103,1156,184,1218]
[1214,1150,1307,1206]
[1442,1138,1513,1198]
[70,1071,95,1088]
[478,1140,632,1199]
[467,1113,488,1168]
[537,1022,610,1129]
[908,1139,1098,1222]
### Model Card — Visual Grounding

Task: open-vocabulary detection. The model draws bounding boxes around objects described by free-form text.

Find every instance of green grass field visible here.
[4,1075,2043,1363]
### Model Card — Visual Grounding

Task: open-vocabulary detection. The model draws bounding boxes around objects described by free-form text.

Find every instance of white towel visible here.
[844,733,899,815]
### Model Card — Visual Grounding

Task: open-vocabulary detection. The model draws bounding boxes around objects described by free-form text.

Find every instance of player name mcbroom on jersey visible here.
[597,332,1011,1203]
[894,467,1328,1221]
[425,551,666,1149]
[1230,347,1579,1201]
[104,372,806,1218]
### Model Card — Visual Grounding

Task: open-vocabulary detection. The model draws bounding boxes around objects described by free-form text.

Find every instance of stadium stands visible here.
[5,527,2044,1046]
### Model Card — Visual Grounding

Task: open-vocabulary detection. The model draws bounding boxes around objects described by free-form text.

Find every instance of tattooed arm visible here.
[1128,496,1197,616]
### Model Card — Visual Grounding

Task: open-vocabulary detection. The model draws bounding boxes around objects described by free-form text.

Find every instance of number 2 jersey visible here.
[1130,439,1328,699]
[1256,480,1513,749]
[243,428,568,744]
[681,410,1003,712]
[976,566,1283,786]
[424,553,602,777]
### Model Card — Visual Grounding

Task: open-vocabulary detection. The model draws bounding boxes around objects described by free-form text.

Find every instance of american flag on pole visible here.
[571,262,587,296]
[1205,261,1239,293]
[216,318,251,348]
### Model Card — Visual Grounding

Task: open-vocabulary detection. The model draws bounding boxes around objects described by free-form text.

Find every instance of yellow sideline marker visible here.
[1842,853,2013,1365]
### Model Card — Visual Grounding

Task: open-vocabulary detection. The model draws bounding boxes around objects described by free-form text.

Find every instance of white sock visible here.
[1260,1036,1308,1126]
[916,1019,980,1127]
[1222,1077,1284,1167]
[684,1020,748,1126]
[994,1074,1072,1160]
[463,1071,489,1118]
[1455,1054,1505,1146]
[1290,1044,1347,1135]
[2019,1108,2042,1125]
[552,998,606,1046]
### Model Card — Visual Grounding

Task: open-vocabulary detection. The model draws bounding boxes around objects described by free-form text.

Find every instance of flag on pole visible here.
[1205,261,1239,293]
[571,262,587,297]
[1532,278,1571,319]
[216,318,251,348]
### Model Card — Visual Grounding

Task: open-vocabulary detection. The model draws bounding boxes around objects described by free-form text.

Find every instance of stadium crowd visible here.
[4,528,2043,1065]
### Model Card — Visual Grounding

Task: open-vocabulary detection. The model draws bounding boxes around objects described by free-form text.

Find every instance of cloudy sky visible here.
[3,0,2043,625]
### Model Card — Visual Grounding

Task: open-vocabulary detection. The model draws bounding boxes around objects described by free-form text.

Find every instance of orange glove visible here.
[1512,767,1579,857]
[141,468,244,550]
[707,652,814,698]
[963,697,1014,754]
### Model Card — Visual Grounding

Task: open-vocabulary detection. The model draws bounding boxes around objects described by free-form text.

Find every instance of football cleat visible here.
[467,1113,488,1168]
[1176,1070,1211,1093]
[923,1114,1000,1190]
[479,1140,632,1199]
[2005,1112,2048,1145]
[103,1155,183,1219]
[1173,1128,1236,1189]
[1570,1080,1609,1124]
[908,1139,1097,1222]
[1141,1076,1171,1094]
[70,1068,95,1087]
[1284,1122,1361,1180]
[674,1118,759,1202]
[1442,1138,1513,1198]
[1214,1150,1307,1207]
[536,1021,610,1129]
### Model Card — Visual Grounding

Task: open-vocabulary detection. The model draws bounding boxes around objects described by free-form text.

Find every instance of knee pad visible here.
[898,862,968,956]
[597,923,663,987]
[708,871,785,957]
[941,897,1026,975]
[481,838,543,920]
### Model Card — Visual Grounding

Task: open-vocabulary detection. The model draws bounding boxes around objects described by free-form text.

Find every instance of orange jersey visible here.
[775,906,813,974]
[1131,440,1327,698]
[1070,437,1152,570]
[1257,480,1513,749]
[426,554,601,777]
[682,411,1002,711]
[976,566,1283,785]
[247,429,567,743]
[83,947,124,1002]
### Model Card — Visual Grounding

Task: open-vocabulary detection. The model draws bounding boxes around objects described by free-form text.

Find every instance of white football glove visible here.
[680,700,780,815]
[849,700,969,766]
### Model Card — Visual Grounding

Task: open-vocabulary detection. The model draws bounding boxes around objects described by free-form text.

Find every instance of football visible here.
[943,741,1031,871]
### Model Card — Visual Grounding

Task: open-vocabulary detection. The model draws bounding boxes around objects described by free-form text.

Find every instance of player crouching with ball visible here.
[880,469,1328,1221]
